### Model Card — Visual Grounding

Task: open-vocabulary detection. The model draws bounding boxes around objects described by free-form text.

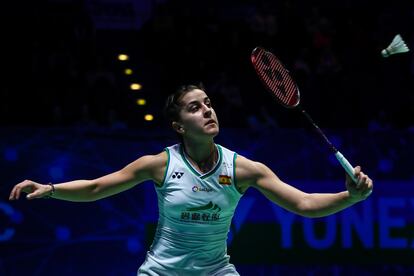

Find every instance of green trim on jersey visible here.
[201,145,223,179]
[156,148,170,187]
[233,153,244,194]
[179,144,223,180]
[180,145,201,176]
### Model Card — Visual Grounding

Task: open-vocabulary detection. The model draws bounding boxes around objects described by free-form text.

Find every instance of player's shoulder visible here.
[142,151,168,168]
[234,154,267,192]
[124,151,167,172]
[235,154,264,176]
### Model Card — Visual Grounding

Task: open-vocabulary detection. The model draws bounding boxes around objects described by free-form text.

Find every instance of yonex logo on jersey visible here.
[172,172,184,179]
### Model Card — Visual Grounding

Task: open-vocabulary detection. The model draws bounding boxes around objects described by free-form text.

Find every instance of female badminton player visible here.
[9,84,373,275]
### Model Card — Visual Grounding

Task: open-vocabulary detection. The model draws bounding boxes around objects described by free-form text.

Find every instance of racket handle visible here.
[335,151,358,183]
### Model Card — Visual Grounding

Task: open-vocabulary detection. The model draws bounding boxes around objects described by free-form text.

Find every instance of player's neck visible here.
[183,140,217,172]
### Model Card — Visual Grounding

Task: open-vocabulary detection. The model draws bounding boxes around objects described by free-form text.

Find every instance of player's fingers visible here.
[345,166,360,185]
[9,181,28,200]
[356,171,369,189]
[349,166,361,186]
[367,177,373,190]
[358,174,368,188]
[364,177,373,191]
[11,180,33,200]
[363,181,373,197]
[353,166,361,176]
[27,190,44,200]
[10,183,24,200]
[9,185,18,200]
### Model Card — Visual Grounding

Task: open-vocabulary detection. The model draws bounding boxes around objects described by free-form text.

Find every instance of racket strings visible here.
[253,50,298,107]
[258,52,296,103]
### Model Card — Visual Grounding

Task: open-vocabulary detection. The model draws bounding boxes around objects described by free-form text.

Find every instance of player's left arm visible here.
[235,155,373,218]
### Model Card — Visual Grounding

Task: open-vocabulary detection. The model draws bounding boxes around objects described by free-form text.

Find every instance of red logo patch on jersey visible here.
[219,175,231,185]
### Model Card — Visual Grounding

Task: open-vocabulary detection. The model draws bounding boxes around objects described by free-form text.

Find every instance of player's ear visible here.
[172,122,184,134]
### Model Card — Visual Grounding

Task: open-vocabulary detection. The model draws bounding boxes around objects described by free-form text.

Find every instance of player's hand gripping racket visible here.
[251,47,358,183]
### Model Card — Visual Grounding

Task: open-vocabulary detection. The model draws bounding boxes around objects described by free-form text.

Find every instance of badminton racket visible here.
[251,46,358,183]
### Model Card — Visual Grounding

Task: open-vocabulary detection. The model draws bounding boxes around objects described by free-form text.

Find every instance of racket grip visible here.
[335,151,358,183]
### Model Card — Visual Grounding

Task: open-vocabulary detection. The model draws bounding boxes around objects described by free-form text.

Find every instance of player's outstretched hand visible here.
[9,180,53,200]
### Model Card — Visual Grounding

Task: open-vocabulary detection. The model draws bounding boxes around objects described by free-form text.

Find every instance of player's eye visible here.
[189,105,199,112]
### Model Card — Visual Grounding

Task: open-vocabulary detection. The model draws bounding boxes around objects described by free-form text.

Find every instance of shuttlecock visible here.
[381,34,409,57]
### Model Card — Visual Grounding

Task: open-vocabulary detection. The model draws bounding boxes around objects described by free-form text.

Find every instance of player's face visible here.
[175,89,219,140]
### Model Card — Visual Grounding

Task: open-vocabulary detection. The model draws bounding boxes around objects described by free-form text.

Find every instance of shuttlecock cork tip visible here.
[381,34,410,58]
[381,48,390,58]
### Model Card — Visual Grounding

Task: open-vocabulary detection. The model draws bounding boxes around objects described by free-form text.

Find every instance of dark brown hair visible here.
[163,83,205,124]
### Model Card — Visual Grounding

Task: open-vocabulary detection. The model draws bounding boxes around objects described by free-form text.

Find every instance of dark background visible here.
[1,0,414,275]
[2,0,414,129]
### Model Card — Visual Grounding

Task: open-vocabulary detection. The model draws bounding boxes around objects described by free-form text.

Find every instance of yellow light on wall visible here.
[144,114,154,121]
[124,68,133,75]
[136,99,146,106]
[130,83,142,90]
[118,54,129,61]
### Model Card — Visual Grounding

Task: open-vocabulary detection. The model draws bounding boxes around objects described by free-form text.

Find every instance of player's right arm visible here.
[9,151,168,202]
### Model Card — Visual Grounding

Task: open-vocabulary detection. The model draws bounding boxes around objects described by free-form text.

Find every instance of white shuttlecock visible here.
[381,34,409,57]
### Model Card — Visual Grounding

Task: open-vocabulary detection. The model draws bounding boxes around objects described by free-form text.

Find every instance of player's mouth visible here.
[205,119,216,126]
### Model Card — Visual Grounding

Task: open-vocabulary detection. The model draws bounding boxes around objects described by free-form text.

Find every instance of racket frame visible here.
[251,46,358,183]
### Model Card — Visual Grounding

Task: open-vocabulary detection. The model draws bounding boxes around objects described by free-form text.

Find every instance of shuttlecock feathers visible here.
[381,34,410,57]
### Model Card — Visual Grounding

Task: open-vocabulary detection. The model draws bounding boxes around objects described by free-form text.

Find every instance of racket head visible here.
[251,47,300,108]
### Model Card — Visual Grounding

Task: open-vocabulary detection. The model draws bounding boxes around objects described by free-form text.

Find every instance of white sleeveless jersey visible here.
[138,143,243,275]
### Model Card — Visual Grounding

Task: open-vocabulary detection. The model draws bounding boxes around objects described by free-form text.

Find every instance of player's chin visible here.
[204,125,219,136]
